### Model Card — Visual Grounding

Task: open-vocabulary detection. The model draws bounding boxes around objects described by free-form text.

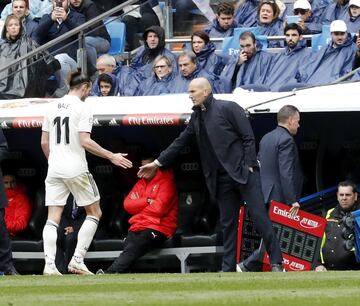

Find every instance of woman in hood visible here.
[191,31,225,75]
[130,25,178,81]
[0,14,59,99]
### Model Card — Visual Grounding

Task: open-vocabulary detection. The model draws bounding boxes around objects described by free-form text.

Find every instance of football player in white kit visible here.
[41,72,133,275]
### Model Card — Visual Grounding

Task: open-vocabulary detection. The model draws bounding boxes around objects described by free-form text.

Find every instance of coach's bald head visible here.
[188,78,212,107]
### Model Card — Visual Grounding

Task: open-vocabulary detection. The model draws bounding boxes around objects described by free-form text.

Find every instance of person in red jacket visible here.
[99,155,178,274]
[3,174,32,238]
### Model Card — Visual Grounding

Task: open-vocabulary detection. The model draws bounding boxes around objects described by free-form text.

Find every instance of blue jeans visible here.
[85,36,111,75]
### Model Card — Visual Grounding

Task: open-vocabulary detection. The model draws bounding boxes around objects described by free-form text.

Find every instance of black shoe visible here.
[271,264,285,272]
[236,262,250,272]
[4,266,20,276]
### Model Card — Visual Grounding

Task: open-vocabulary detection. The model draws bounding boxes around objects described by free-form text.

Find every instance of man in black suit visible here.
[259,104,303,214]
[138,77,283,272]
[239,104,303,272]
[0,129,18,275]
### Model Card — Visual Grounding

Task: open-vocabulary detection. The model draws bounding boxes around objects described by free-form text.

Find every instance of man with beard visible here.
[221,31,274,91]
[297,19,359,86]
[265,23,311,91]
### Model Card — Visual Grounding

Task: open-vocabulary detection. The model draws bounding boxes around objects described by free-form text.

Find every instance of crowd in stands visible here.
[0,0,360,99]
[1,1,360,275]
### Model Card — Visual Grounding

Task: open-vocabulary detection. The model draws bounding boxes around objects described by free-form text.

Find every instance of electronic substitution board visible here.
[237,201,327,271]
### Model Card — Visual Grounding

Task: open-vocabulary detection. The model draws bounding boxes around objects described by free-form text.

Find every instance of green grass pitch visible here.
[1,272,360,306]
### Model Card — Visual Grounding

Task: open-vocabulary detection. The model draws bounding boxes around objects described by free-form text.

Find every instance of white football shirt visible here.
[42,95,93,178]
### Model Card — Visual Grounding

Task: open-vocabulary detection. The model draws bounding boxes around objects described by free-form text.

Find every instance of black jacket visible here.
[0,129,9,209]
[0,27,58,99]
[320,204,360,270]
[71,0,110,42]
[258,126,303,205]
[157,94,258,196]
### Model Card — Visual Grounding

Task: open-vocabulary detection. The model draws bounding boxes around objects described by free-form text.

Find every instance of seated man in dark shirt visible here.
[315,180,360,271]
[55,196,86,274]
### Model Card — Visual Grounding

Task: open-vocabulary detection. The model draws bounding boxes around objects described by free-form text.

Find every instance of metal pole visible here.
[0,0,138,75]
[77,31,87,75]
[164,0,173,50]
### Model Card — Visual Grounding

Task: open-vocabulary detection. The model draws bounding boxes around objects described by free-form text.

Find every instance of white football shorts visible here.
[45,172,100,206]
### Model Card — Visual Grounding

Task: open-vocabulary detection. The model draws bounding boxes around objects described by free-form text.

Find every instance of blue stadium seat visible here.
[104,21,126,55]
[311,25,331,52]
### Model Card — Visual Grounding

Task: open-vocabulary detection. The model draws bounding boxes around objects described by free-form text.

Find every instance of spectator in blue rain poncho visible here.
[221,31,274,91]
[265,23,311,91]
[296,20,358,86]
[344,0,360,34]
[135,55,176,96]
[172,51,231,94]
[204,1,238,49]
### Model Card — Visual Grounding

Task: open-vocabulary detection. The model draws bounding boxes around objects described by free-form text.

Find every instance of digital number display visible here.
[237,201,327,271]
[237,208,262,262]
[273,223,318,262]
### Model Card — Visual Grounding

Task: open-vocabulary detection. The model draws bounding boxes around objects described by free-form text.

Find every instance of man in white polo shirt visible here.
[41,72,132,275]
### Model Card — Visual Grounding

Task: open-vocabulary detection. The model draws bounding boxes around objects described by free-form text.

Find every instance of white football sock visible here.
[73,215,99,262]
[43,220,59,265]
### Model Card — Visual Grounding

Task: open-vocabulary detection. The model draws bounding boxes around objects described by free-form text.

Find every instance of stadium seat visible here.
[311,25,331,52]
[12,189,46,274]
[104,20,126,55]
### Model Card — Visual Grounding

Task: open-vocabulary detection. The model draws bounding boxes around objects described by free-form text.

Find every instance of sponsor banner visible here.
[122,114,183,126]
[269,201,326,237]
[262,253,312,271]
[12,117,43,129]
[0,114,191,129]
[237,202,326,271]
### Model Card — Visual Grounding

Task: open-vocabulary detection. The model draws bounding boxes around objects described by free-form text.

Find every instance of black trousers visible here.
[0,208,13,272]
[55,229,78,274]
[106,229,166,273]
[215,170,283,272]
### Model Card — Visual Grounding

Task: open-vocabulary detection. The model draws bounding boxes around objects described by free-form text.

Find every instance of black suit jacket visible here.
[158,94,258,196]
[0,129,9,208]
[258,126,303,205]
